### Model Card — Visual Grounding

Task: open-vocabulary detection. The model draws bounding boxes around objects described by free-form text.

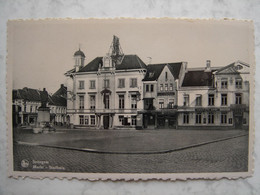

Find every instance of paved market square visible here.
[13,128,249,173]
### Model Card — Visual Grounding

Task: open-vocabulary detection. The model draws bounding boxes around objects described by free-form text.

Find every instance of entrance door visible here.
[234,116,243,129]
[103,115,109,129]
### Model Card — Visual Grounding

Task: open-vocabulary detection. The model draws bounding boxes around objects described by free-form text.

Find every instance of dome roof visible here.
[74,49,85,57]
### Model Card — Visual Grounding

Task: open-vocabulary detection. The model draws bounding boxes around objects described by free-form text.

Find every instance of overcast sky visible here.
[9,19,254,93]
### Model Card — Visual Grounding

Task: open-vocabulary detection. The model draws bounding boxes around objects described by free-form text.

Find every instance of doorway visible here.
[234,116,243,129]
[103,115,109,129]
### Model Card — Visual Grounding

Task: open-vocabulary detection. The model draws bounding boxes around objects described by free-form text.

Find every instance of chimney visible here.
[183,62,188,70]
[61,84,64,88]
[205,60,211,72]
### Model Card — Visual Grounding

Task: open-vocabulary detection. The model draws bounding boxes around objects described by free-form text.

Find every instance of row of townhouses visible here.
[64,36,250,130]
[12,85,67,127]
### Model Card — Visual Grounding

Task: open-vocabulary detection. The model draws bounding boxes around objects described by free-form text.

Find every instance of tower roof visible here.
[74,49,85,57]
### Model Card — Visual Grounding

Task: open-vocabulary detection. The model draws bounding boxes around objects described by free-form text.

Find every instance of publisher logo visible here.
[21,159,29,168]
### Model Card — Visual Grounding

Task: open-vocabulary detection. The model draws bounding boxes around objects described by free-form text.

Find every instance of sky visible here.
[9,19,254,93]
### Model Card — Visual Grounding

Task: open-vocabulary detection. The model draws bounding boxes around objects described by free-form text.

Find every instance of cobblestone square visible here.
[13,128,249,173]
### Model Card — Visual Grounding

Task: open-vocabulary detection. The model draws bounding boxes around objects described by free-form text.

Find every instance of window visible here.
[183,95,189,106]
[24,105,26,112]
[119,115,124,124]
[160,84,163,91]
[79,95,84,109]
[165,72,168,81]
[85,116,89,124]
[131,95,137,109]
[221,94,227,106]
[130,78,137,88]
[235,93,242,104]
[208,113,214,124]
[221,79,228,89]
[79,115,84,125]
[131,116,137,126]
[196,113,202,124]
[146,84,149,92]
[229,118,233,124]
[196,95,202,106]
[30,106,33,113]
[90,80,96,89]
[169,99,174,108]
[159,99,164,109]
[183,113,189,124]
[90,115,95,125]
[104,94,110,109]
[150,84,154,92]
[119,95,125,109]
[79,115,89,125]
[169,84,173,91]
[221,113,227,124]
[208,94,214,106]
[118,78,125,88]
[104,79,110,88]
[144,98,153,110]
[79,81,84,89]
[236,79,242,89]
[80,115,89,125]
[149,72,154,78]
[90,95,95,109]
[165,84,168,91]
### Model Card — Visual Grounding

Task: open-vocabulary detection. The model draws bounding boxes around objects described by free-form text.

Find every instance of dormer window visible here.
[235,65,243,70]
[149,72,154,78]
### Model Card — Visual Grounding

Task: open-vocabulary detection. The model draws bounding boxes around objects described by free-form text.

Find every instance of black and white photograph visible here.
[7,19,254,179]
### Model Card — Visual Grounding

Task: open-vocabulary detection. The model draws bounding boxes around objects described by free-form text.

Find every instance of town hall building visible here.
[64,36,250,130]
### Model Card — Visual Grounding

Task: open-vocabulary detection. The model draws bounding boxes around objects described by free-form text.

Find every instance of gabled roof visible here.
[182,70,214,87]
[142,63,182,81]
[13,87,42,102]
[13,86,67,107]
[53,84,67,97]
[49,95,67,107]
[215,61,250,75]
[116,55,147,70]
[50,84,67,107]
[67,55,146,74]
[78,57,103,72]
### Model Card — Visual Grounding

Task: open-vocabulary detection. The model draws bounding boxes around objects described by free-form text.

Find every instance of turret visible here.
[74,48,85,72]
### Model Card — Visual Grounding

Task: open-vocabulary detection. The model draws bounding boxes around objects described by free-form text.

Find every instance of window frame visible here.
[183,113,189,124]
[118,78,125,88]
[119,95,125,109]
[208,113,214,124]
[104,79,110,88]
[79,80,85,89]
[90,80,96,89]
[195,95,202,106]
[235,79,242,89]
[130,78,137,88]
[235,93,242,104]
[195,113,202,124]
[221,93,227,106]
[79,95,84,110]
[208,94,215,106]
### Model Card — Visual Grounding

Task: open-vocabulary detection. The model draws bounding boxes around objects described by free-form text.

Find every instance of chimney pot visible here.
[206,60,211,68]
